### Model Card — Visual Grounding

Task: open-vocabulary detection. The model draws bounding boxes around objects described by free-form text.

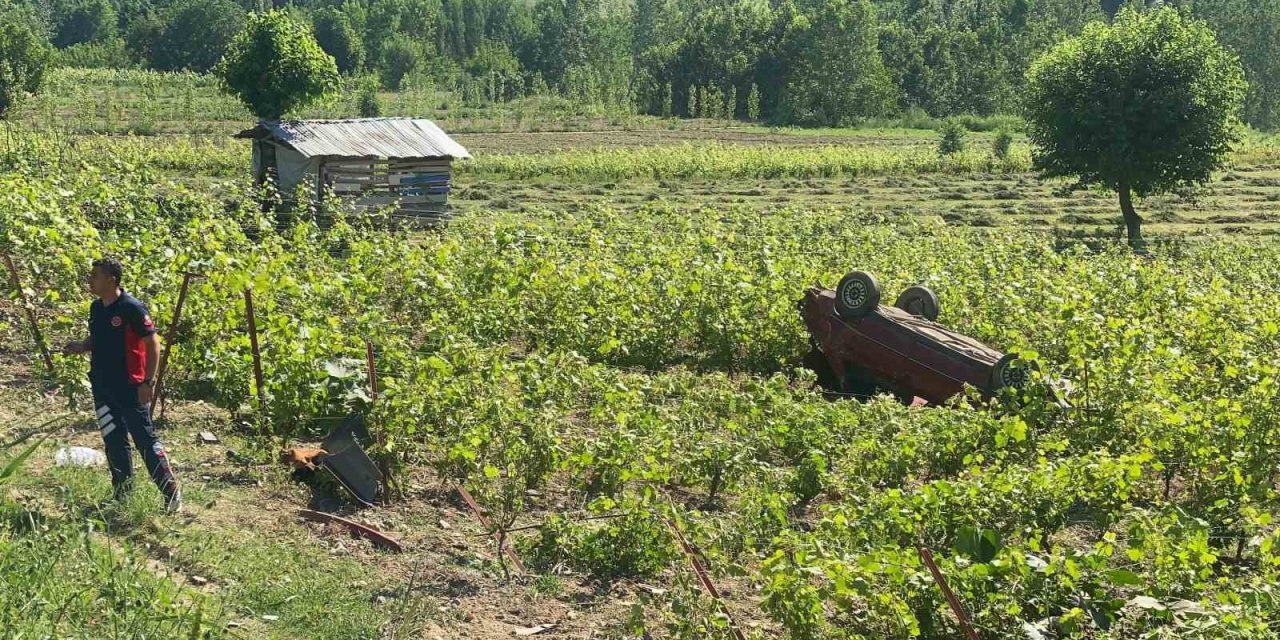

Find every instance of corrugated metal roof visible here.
[237,118,471,160]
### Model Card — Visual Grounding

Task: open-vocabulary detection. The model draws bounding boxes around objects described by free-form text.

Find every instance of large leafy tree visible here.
[51,0,117,48]
[778,0,893,126]
[1024,7,1246,247]
[312,6,365,75]
[0,8,53,119]
[151,0,245,72]
[217,10,340,120]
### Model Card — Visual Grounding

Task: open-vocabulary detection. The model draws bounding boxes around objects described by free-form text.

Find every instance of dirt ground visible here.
[0,338,775,639]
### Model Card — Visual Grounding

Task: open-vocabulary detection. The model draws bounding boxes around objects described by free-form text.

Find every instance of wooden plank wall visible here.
[322,157,454,223]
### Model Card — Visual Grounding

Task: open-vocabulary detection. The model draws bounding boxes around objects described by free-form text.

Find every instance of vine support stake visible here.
[664,516,747,640]
[455,484,524,575]
[365,339,378,405]
[917,546,981,640]
[244,288,267,430]
[364,338,392,498]
[1,253,54,376]
[156,271,202,420]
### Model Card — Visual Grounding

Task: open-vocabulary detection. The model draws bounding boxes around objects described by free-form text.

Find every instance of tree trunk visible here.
[1118,181,1144,249]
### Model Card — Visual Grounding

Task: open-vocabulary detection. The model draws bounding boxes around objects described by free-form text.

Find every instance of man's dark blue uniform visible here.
[88,290,179,503]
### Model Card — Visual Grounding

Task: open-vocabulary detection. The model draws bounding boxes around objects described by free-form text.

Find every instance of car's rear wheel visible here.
[895,285,940,321]
[990,353,1030,392]
[835,271,881,319]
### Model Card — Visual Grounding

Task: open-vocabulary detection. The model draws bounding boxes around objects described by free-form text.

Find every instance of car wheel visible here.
[895,286,940,321]
[835,271,881,319]
[990,353,1030,392]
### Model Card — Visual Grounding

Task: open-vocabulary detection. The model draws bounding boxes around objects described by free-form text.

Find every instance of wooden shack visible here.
[235,118,471,222]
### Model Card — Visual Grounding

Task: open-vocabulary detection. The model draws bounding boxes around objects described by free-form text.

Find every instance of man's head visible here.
[89,257,123,298]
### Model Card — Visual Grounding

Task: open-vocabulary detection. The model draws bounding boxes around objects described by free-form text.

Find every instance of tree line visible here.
[1,0,1278,129]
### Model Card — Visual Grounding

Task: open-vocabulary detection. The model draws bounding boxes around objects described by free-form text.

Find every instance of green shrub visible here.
[937,119,968,156]
[992,128,1014,160]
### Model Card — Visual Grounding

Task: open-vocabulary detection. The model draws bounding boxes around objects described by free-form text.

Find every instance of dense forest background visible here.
[4,0,1278,129]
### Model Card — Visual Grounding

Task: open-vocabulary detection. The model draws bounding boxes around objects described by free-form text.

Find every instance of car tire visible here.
[895,286,940,321]
[990,353,1030,392]
[835,271,881,319]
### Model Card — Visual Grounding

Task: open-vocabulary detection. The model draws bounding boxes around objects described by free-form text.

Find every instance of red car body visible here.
[799,286,1015,405]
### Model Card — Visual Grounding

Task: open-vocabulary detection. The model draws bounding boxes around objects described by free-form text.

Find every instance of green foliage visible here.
[0,499,219,636]
[1024,7,1246,242]
[992,127,1013,160]
[777,0,894,126]
[0,10,52,119]
[356,83,381,117]
[376,33,420,91]
[0,435,47,486]
[311,7,364,76]
[217,10,340,120]
[51,0,117,48]
[524,510,678,584]
[9,88,1280,638]
[937,118,968,156]
[150,0,244,72]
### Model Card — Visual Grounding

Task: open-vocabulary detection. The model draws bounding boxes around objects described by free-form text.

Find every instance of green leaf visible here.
[1106,569,1144,586]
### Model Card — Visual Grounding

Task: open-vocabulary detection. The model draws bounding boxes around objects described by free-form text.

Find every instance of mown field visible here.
[4,69,1280,640]
[7,68,1280,240]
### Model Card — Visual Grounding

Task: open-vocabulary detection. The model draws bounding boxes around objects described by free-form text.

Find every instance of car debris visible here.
[298,509,404,552]
[319,414,381,505]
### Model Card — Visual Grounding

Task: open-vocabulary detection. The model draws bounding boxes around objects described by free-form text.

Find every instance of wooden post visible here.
[244,289,267,428]
[1,253,54,375]
[156,271,201,418]
[455,484,524,574]
[665,516,747,640]
[917,546,981,640]
[365,339,378,405]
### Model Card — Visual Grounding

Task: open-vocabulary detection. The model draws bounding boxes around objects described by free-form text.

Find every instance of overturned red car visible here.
[798,270,1028,405]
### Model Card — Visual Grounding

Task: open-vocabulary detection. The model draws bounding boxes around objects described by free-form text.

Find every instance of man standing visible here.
[64,257,181,513]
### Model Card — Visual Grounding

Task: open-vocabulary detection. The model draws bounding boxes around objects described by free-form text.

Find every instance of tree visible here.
[312,7,364,75]
[777,0,894,126]
[377,33,422,90]
[217,10,340,120]
[151,0,245,72]
[0,10,53,119]
[1023,7,1245,247]
[52,0,117,48]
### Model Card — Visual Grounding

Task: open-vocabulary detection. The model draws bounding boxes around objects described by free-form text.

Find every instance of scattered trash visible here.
[189,575,209,586]
[198,431,219,444]
[298,508,404,552]
[262,614,279,622]
[54,446,105,467]
[513,623,557,636]
[637,584,667,596]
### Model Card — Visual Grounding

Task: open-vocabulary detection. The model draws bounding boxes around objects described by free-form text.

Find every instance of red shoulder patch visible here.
[143,314,153,327]
[111,316,122,327]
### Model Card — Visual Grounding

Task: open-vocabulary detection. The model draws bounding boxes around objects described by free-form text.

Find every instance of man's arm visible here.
[63,336,92,355]
[137,334,161,405]
[143,333,160,382]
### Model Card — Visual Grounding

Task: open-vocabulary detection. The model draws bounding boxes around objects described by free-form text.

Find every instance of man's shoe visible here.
[165,491,183,514]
